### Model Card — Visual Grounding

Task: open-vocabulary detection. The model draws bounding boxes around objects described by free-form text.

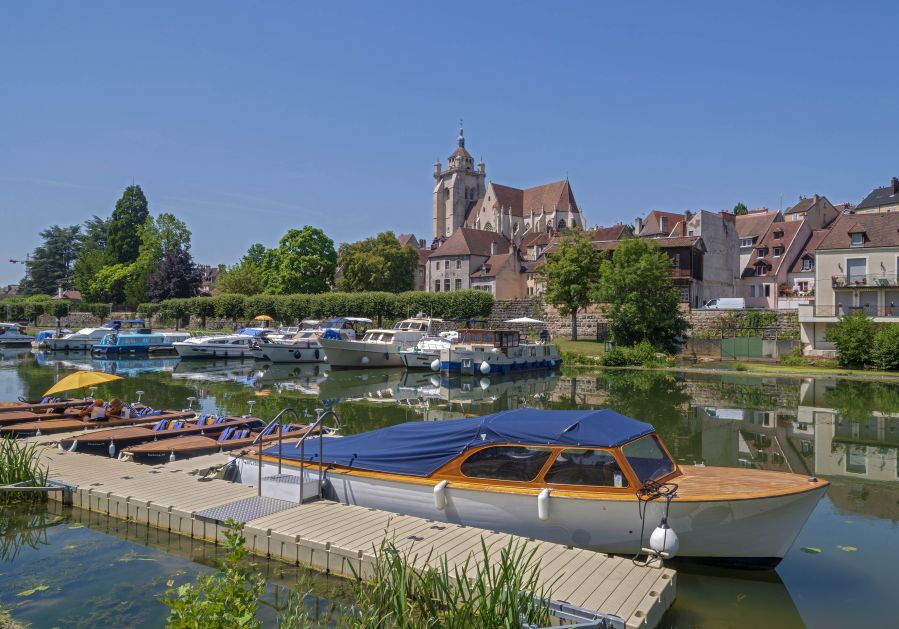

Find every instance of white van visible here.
[703,298,745,310]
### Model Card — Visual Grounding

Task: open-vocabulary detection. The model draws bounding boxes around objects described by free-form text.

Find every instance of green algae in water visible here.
[16,585,48,597]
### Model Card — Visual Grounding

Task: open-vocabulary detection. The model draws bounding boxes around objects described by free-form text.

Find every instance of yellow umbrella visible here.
[253,315,274,321]
[43,371,123,397]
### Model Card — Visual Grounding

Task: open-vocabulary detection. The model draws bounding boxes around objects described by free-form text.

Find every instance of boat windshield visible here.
[621,435,675,484]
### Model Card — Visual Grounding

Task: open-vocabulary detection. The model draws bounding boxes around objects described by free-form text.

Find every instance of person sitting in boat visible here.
[80,399,106,420]
[539,329,550,344]
[107,398,124,417]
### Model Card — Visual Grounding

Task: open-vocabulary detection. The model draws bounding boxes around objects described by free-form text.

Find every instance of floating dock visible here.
[31,434,676,629]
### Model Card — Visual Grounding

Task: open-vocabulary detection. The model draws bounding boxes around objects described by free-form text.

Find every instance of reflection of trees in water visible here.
[823,380,899,422]
[0,504,62,562]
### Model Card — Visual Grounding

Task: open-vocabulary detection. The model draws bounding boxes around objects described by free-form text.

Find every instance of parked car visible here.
[703,298,745,310]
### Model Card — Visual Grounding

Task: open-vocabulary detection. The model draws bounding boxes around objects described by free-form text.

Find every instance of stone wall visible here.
[687,309,799,340]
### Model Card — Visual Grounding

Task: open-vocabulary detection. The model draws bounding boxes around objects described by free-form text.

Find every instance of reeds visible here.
[0,436,49,504]
[349,537,554,628]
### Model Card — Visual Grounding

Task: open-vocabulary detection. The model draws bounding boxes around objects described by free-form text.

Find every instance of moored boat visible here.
[91,331,190,356]
[0,322,32,346]
[320,317,437,369]
[41,319,150,351]
[59,413,265,456]
[122,422,316,463]
[235,409,828,567]
[0,396,89,414]
[173,331,264,359]
[257,330,326,363]
[399,334,453,369]
[1,407,196,437]
[439,329,562,375]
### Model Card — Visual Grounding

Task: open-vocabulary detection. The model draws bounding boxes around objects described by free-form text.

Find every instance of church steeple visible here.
[458,120,465,148]
[433,122,487,240]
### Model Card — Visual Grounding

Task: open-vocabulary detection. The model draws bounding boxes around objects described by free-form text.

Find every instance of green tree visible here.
[106,185,150,264]
[20,225,82,295]
[73,215,112,299]
[539,229,601,340]
[216,244,270,296]
[264,227,336,294]
[871,325,899,371]
[597,238,688,351]
[147,245,200,302]
[825,311,875,368]
[733,202,749,216]
[127,213,192,303]
[88,263,136,304]
[337,231,420,293]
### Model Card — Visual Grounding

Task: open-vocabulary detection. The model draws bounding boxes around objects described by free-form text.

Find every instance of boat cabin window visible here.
[460,446,552,482]
[622,435,675,484]
[543,449,627,488]
[459,329,520,348]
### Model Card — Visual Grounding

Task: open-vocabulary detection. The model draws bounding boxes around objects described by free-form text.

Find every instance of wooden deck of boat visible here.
[30,438,675,629]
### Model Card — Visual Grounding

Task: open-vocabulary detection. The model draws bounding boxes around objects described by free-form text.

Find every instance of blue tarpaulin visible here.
[262,409,654,477]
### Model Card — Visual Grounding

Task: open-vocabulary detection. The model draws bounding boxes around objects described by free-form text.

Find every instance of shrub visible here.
[779,347,811,367]
[871,325,899,371]
[598,342,672,368]
[825,311,875,368]
[599,347,630,366]
[734,362,748,371]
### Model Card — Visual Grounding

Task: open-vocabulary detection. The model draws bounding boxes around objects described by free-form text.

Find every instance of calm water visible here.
[1,347,897,628]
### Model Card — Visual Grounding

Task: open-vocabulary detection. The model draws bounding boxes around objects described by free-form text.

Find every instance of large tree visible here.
[20,225,82,295]
[265,227,336,294]
[147,245,201,301]
[106,185,150,264]
[596,238,688,351]
[73,215,112,299]
[127,213,192,303]
[215,243,270,296]
[733,202,749,216]
[539,229,601,340]
[337,231,420,293]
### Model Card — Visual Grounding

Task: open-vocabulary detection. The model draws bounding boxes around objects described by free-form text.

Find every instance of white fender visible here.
[479,361,491,375]
[108,440,116,458]
[430,358,441,371]
[433,480,448,510]
[361,355,370,365]
[649,518,680,557]
[537,488,551,521]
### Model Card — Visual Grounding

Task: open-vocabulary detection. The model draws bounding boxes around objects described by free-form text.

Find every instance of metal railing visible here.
[253,407,301,495]
[294,408,341,503]
[832,274,899,288]
[808,304,899,317]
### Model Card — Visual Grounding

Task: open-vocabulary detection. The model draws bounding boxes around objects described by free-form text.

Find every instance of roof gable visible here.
[429,228,510,258]
[817,213,899,250]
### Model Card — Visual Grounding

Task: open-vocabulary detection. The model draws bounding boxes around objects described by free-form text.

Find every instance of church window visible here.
[525,222,530,231]
[455,279,462,290]
[444,279,450,291]
[445,189,450,199]
[434,280,440,292]
[484,222,493,231]
[513,223,519,234]
[558,219,566,229]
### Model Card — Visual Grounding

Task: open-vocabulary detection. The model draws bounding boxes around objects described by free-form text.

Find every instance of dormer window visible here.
[756,263,769,277]
[801,258,812,271]
[773,246,784,257]
[758,247,769,257]
[773,230,784,239]
[850,232,865,247]
[660,217,669,232]
[740,237,756,247]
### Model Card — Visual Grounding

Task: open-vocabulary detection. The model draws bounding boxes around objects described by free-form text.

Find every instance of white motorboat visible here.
[41,319,150,351]
[0,323,32,346]
[440,328,562,375]
[399,335,453,369]
[173,333,263,359]
[319,317,437,369]
[257,330,326,363]
[238,409,829,568]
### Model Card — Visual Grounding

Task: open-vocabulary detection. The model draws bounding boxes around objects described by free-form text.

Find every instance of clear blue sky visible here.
[2,0,897,285]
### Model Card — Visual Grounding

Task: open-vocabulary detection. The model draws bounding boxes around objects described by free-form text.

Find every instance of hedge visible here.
[0,297,111,323]
[142,291,494,325]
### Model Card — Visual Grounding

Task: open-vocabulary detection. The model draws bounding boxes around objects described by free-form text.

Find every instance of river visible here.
[1,348,896,627]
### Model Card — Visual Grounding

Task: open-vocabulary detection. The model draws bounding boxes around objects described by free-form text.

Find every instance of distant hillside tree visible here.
[106,185,150,264]
[539,229,601,341]
[20,225,82,295]
[147,245,201,302]
[733,202,748,216]
[264,227,336,294]
[596,238,688,351]
[337,231,420,293]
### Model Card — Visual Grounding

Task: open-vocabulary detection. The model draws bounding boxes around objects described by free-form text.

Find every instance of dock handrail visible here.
[254,406,301,495]
[293,408,340,503]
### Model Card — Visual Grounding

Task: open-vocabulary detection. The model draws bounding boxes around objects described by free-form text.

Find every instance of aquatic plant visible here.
[0,436,49,504]
[163,519,265,628]
[347,537,553,628]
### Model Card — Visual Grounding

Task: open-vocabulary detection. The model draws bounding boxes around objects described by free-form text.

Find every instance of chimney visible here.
[684,210,693,222]
[634,217,643,234]
[419,239,426,249]
[490,240,497,255]
[57,286,63,298]
[892,177,899,195]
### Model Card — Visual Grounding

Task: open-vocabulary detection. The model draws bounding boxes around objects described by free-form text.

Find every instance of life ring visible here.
[294,350,302,359]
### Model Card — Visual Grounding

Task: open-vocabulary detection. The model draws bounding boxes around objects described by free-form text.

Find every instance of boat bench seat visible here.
[151,420,170,431]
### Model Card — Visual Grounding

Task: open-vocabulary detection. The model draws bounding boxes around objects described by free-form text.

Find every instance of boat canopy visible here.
[261,409,654,477]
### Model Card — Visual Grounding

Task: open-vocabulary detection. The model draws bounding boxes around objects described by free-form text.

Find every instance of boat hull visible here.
[173,343,262,359]
[237,460,825,566]
[258,342,325,363]
[440,344,562,375]
[400,350,439,369]
[319,339,405,369]
[44,338,100,351]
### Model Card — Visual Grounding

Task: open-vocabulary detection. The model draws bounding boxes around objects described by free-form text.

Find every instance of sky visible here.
[2,0,897,285]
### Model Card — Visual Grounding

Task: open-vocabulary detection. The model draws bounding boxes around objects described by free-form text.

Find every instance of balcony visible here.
[832,274,899,288]
[803,304,899,318]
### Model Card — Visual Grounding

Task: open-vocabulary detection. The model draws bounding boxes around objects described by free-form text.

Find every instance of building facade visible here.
[783,194,839,229]
[740,220,810,309]
[852,177,899,214]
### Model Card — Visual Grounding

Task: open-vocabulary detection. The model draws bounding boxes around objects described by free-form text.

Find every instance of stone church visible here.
[425,127,586,297]
[432,126,586,243]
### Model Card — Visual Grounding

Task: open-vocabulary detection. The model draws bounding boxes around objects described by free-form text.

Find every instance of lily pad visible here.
[801,546,822,554]
[837,545,858,552]
[17,584,49,597]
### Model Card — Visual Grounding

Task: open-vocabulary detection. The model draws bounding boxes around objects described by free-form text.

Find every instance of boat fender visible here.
[434,480,448,510]
[537,488,551,521]
[294,350,302,359]
[68,440,77,453]
[314,349,320,360]
[108,440,116,458]
[361,355,370,365]
[430,358,440,372]
[649,518,679,557]
[169,450,176,463]
[479,378,490,390]
[479,361,491,375]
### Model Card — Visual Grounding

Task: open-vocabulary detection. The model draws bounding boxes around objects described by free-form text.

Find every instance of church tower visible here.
[433,124,486,240]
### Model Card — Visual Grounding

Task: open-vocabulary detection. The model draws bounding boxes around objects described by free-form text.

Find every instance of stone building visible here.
[426,228,512,294]
[783,194,839,229]
[852,177,899,214]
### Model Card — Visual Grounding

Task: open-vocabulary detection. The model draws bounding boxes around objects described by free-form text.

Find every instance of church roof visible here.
[470,253,514,278]
[449,145,472,160]
[429,228,509,258]
[488,180,578,216]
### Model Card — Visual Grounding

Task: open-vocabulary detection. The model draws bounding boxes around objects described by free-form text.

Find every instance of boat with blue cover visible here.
[41,319,151,351]
[91,331,190,355]
[235,408,828,567]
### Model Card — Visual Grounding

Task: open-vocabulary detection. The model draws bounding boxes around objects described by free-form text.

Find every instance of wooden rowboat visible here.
[1,409,196,437]
[123,423,317,464]
[58,414,265,456]
[0,397,90,413]
[0,403,149,427]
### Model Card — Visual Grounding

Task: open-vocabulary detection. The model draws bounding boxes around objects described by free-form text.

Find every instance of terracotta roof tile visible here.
[470,253,513,278]
[736,211,780,239]
[487,180,578,217]
[790,229,830,273]
[745,220,805,274]
[429,228,510,258]
[817,212,899,250]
